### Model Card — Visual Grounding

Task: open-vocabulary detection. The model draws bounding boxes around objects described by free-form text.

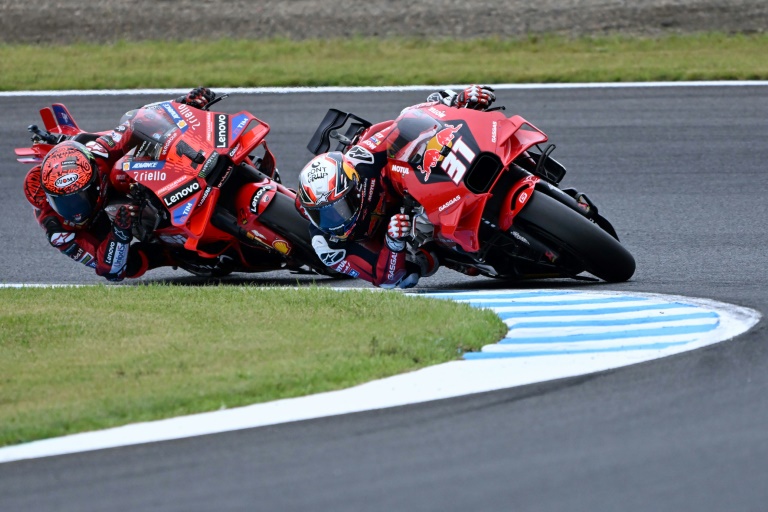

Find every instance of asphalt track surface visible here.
[1,85,767,511]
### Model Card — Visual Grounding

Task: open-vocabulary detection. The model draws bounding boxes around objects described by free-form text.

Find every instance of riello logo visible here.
[163,180,201,207]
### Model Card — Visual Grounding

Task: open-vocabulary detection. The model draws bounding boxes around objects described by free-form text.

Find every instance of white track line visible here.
[1,81,768,98]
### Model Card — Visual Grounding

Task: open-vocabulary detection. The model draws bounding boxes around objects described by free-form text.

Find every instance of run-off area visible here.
[0,287,760,463]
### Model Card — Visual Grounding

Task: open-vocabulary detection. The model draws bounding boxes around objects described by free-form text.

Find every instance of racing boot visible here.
[408,247,440,278]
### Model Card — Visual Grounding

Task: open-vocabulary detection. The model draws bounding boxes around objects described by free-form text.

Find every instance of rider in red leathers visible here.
[295,85,496,288]
[22,87,217,281]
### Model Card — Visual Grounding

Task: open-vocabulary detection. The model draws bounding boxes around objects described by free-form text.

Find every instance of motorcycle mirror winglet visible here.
[330,130,353,146]
[307,109,372,156]
[28,124,66,145]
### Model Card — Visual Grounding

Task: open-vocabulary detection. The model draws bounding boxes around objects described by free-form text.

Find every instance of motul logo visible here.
[215,114,228,148]
[163,181,201,207]
[392,165,409,175]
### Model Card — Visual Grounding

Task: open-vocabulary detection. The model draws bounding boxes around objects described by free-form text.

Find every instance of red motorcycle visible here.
[16,96,333,278]
[307,101,635,282]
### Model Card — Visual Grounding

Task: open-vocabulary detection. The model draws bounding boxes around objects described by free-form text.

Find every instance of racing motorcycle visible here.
[306,101,635,282]
[15,96,332,278]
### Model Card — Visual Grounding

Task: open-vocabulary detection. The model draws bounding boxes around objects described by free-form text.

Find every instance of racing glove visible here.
[178,87,216,109]
[426,89,459,106]
[385,213,411,252]
[454,85,496,110]
[96,205,133,282]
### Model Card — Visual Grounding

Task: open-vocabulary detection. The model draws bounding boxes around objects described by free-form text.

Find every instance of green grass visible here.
[0,285,506,447]
[1,33,766,90]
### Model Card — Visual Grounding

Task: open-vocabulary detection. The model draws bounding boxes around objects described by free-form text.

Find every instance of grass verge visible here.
[0,285,506,447]
[1,33,766,91]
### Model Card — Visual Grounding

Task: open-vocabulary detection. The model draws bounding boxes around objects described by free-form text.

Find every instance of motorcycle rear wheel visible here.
[515,191,635,282]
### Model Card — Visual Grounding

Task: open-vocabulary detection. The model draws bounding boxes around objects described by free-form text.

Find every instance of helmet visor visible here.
[305,193,360,236]
[46,182,99,224]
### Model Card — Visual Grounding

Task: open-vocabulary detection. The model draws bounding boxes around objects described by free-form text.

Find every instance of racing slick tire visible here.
[516,191,636,282]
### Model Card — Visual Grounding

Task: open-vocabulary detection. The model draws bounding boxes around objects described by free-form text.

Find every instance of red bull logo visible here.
[435,123,462,146]
[420,149,441,180]
[417,123,463,181]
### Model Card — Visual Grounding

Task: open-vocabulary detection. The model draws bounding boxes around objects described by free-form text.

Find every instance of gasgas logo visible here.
[438,195,461,212]
[387,253,399,281]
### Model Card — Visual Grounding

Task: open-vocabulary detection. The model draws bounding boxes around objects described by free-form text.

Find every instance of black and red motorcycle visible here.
[307,100,635,282]
[16,96,333,278]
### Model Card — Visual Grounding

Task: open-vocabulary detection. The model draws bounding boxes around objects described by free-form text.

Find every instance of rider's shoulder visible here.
[23,165,48,209]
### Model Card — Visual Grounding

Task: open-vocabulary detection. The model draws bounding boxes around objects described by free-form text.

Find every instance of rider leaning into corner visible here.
[295,85,496,289]
[22,87,217,282]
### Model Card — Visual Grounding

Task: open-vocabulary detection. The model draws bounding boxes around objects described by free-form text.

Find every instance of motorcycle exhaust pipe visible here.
[210,208,265,247]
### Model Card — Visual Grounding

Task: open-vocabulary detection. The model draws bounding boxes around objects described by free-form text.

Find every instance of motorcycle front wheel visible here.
[515,191,636,282]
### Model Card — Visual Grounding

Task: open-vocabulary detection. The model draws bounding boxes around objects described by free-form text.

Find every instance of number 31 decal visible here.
[441,138,476,185]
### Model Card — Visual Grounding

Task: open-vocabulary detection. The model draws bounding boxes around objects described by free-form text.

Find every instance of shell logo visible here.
[272,240,291,254]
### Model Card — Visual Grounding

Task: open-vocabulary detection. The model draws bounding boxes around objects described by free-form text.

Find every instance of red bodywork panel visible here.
[383,104,548,253]
[16,101,302,272]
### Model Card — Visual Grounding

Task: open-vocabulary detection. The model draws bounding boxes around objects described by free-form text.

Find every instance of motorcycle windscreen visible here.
[119,107,180,160]
[384,115,442,164]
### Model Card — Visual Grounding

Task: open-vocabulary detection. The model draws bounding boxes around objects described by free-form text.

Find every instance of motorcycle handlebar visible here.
[28,124,66,145]
[401,192,418,215]
[201,93,230,111]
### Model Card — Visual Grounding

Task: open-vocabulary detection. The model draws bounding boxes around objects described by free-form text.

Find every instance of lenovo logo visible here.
[163,180,201,207]
[215,114,229,148]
